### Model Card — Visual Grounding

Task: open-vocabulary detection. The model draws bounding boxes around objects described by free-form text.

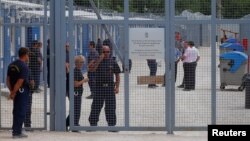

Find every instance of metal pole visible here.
[124,0,129,129]
[0,0,2,128]
[43,0,48,130]
[211,0,217,125]
[49,0,55,131]
[3,8,11,86]
[50,0,66,131]
[68,0,75,131]
[165,0,174,134]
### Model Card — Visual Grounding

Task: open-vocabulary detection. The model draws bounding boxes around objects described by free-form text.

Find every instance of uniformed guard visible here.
[7,47,30,138]
[86,41,99,99]
[88,45,121,128]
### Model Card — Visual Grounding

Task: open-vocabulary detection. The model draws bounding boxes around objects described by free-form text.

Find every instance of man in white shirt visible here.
[180,41,200,91]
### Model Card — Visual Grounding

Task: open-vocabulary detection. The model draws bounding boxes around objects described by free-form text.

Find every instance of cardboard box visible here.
[137,75,164,85]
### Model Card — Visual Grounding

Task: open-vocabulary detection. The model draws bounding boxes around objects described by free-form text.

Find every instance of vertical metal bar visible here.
[124,0,129,128]
[82,24,89,61]
[0,0,2,128]
[69,0,75,130]
[165,0,174,134]
[50,0,66,131]
[92,24,95,41]
[0,0,1,16]
[43,0,48,130]
[170,0,176,134]
[56,0,66,131]
[15,26,21,56]
[3,8,10,85]
[211,0,217,125]
[77,25,80,55]
[49,0,55,131]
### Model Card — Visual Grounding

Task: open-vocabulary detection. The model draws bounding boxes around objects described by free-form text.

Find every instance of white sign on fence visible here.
[129,28,165,60]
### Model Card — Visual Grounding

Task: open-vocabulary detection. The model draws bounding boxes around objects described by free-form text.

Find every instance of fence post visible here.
[50,0,66,131]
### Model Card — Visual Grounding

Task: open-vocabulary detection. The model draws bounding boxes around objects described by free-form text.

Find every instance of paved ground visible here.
[0,46,249,140]
[0,130,207,141]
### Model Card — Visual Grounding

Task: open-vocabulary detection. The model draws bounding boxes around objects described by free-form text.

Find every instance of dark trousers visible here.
[31,68,41,90]
[88,72,96,96]
[175,62,178,82]
[66,73,69,96]
[24,92,33,127]
[47,62,50,88]
[163,62,178,85]
[12,88,29,135]
[89,85,116,126]
[66,93,82,127]
[183,62,197,89]
[147,60,157,86]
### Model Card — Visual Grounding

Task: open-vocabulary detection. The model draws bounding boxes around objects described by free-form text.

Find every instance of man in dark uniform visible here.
[29,40,42,93]
[66,55,88,132]
[88,45,121,128]
[7,47,30,138]
[86,41,99,99]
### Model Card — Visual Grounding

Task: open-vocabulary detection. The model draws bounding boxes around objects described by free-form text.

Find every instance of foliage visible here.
[74,0,250,18]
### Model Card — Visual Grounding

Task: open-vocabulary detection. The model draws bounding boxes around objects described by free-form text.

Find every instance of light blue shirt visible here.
[175,48,182,61]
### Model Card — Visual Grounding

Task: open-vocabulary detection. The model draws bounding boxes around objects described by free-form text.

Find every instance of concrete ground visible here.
[0,130,207,141]
[0,46,249,140]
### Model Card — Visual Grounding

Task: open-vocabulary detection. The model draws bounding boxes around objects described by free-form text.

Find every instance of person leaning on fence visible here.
[66,55,89,132]
[6,47,30,138]
[88,45,121,130]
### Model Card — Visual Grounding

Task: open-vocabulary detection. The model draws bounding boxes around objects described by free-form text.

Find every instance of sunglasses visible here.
[103,51,110,53]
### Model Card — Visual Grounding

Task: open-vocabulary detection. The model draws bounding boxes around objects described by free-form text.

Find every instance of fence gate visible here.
[64,0,172,132]
[0,0,48,130]
[1,0,250,133]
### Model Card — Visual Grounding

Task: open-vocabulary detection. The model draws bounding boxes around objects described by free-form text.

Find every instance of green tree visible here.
[74,0,250,18]
[74,0,123,12]
[221,0,250,19]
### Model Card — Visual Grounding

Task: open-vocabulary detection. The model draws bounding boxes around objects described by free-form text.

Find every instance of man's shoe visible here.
[12,133,28,139]
[177,85,184,88]
[86,95,93,99]
[183,88,191,91]
[24,127,33,132]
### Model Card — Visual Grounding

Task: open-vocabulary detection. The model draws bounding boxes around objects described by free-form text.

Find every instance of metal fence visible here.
[0,0,250,133]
